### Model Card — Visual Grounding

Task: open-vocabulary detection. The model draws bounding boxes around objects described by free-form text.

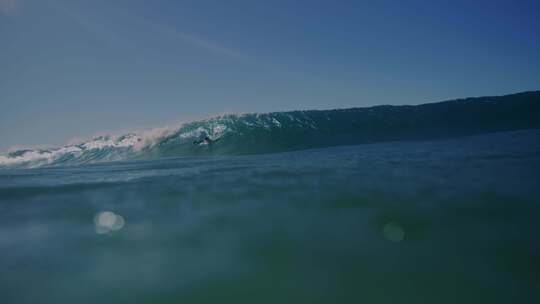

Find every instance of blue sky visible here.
[1,0,539,150]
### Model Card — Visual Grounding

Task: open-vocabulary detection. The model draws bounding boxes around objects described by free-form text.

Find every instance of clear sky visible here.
[1,0,539,150]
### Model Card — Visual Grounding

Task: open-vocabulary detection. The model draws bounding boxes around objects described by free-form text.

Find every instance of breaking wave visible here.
[1,91,539,168]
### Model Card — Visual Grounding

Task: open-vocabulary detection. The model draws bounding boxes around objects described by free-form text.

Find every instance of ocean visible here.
[1,128,539,303]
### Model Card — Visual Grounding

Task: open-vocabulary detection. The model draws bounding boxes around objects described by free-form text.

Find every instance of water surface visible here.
[1,130,539,303]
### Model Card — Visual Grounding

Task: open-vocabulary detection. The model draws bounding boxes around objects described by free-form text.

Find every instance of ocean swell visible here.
[1,91,539,168]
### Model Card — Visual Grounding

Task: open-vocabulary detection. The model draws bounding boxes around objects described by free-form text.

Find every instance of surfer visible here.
[193,136,213,145]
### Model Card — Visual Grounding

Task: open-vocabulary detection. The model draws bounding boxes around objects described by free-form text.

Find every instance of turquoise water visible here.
[2,91,539,169]
[1,129,540,303]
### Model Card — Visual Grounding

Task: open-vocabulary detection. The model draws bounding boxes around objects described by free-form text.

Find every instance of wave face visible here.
[1,91,539,168]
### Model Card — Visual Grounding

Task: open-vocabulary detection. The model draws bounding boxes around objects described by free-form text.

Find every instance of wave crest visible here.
[2,91,539,168]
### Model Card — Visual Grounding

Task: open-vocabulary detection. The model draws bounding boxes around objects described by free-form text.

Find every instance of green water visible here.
[1,130,539,303]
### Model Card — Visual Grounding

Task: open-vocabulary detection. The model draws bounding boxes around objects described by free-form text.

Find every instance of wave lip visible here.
[2,91,539,169]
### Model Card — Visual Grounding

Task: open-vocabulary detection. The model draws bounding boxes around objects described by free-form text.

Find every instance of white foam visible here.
[271,118,282,127]
[0,145,85,167]
[0,114,240,167]
[212,124,227,135]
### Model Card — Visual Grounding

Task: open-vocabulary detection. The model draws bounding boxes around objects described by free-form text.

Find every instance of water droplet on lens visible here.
[383,222,405,242]
[94,211,126,234]
[111,215,125,231]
